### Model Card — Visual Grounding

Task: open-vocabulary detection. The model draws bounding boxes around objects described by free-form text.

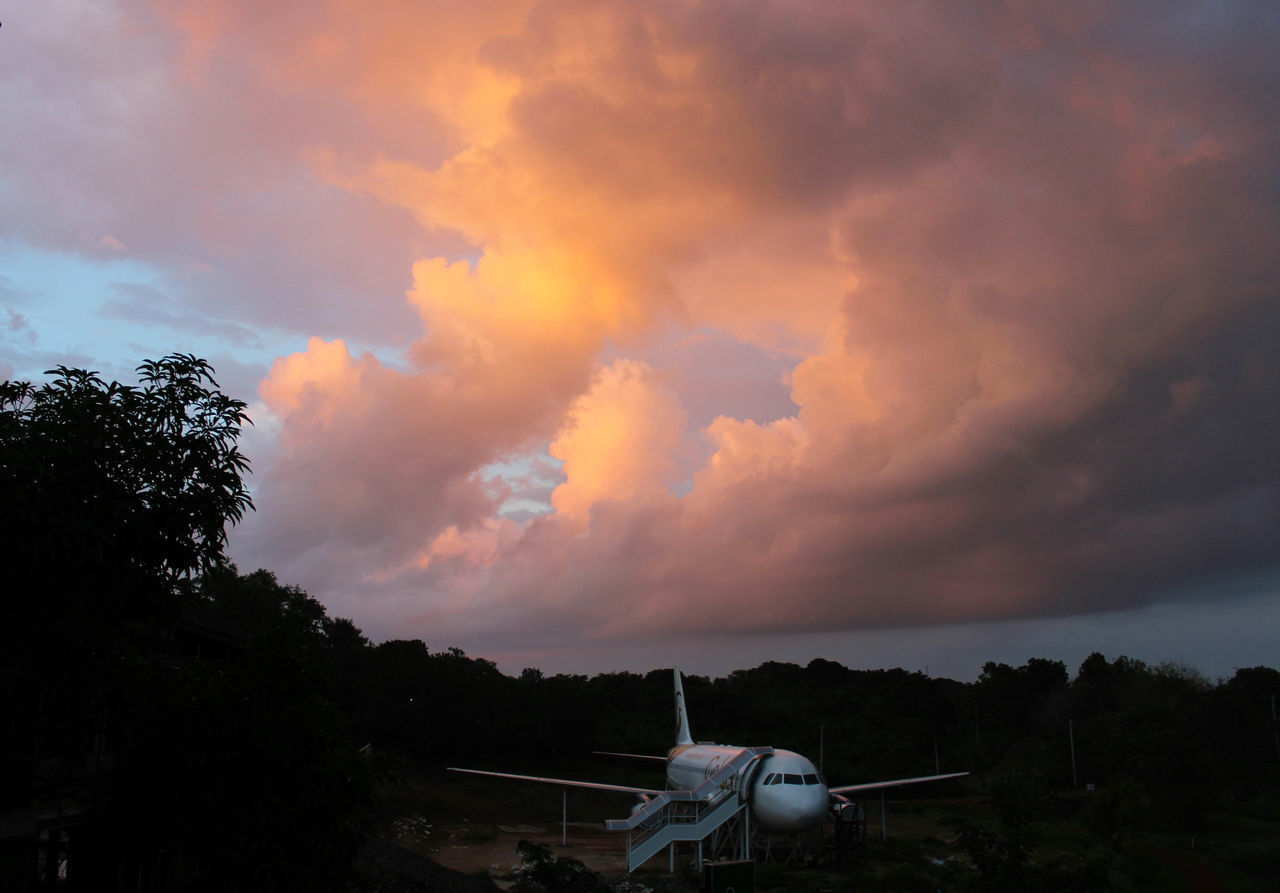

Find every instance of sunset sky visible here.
[3,0,1278,681]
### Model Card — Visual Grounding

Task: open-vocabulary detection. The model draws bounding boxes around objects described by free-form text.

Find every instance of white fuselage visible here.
[666,743,829,832]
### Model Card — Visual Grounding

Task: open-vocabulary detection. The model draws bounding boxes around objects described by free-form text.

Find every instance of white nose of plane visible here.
[749,750,829,832]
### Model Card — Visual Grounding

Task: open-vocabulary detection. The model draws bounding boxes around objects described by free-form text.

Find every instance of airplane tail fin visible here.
[674,666,693,745]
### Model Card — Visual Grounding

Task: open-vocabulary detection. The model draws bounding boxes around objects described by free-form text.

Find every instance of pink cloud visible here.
[0,1,456,346]
[13,1,1273,652]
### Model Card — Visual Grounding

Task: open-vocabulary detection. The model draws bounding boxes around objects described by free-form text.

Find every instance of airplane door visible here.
[737,753,769,804]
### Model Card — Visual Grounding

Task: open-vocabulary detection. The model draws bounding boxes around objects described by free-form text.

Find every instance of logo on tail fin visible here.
[673,666,693,745]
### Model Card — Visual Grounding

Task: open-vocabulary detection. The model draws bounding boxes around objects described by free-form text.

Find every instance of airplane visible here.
[449,667,967,834]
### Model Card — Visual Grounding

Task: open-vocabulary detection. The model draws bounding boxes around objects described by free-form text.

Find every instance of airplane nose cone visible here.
[750,751,829,832]
[752,783,829,832]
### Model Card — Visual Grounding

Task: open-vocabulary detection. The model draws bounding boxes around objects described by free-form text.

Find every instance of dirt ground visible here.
[388,818,674,890]
[383,768,687,886]
[435,821,630,876]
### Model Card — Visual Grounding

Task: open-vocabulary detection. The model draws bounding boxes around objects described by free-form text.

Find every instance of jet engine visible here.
[829,793,865,823]
[629,795,662,830]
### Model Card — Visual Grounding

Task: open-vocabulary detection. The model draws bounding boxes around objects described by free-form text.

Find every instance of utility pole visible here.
[1272,695,1279,765]
[1069,718,1078,788]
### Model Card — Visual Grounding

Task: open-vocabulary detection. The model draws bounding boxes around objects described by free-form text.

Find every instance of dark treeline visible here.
[3,358,1278,891]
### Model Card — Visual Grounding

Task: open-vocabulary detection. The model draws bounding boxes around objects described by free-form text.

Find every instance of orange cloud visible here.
[550,360,688,519]
[182,0,1280,654]
[259,337,365,422]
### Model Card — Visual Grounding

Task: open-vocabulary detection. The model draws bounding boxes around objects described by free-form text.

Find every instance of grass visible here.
[374,769,1280,891]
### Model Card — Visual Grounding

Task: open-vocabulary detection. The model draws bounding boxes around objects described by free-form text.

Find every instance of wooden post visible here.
[1069,718,1078,788]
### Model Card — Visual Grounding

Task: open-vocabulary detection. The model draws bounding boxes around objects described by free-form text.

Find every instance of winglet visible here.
[674,666,693,745]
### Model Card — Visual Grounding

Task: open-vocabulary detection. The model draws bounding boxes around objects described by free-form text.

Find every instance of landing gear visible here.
[827,799,867,867]
[703,808,752,865]
[752,827,823,866]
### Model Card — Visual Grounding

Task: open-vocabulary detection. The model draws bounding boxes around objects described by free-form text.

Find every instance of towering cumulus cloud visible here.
[160,0,1280,651]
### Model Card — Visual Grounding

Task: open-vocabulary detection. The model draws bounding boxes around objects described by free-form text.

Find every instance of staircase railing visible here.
[605,746,772,872]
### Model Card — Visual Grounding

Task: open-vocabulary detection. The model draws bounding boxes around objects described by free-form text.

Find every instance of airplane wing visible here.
[829,771,968,795]
[448,767,664,796]
[593,750,667,762]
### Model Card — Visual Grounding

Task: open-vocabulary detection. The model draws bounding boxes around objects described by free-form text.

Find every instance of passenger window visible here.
[803,774,819,785]
[784,773,801,784]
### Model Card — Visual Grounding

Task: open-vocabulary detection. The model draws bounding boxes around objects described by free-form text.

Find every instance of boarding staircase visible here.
[604,746,772,873]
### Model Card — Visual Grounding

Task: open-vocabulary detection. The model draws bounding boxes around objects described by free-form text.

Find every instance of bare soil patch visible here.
[429,821,630,878]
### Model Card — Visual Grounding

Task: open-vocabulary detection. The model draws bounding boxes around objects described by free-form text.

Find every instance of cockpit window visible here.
[803,773,820,785]
[763,773,777,785]
[784,773,802,784]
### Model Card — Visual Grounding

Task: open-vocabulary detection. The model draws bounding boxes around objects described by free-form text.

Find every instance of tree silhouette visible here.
[0,357,372,891]
[1,355,253,806]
